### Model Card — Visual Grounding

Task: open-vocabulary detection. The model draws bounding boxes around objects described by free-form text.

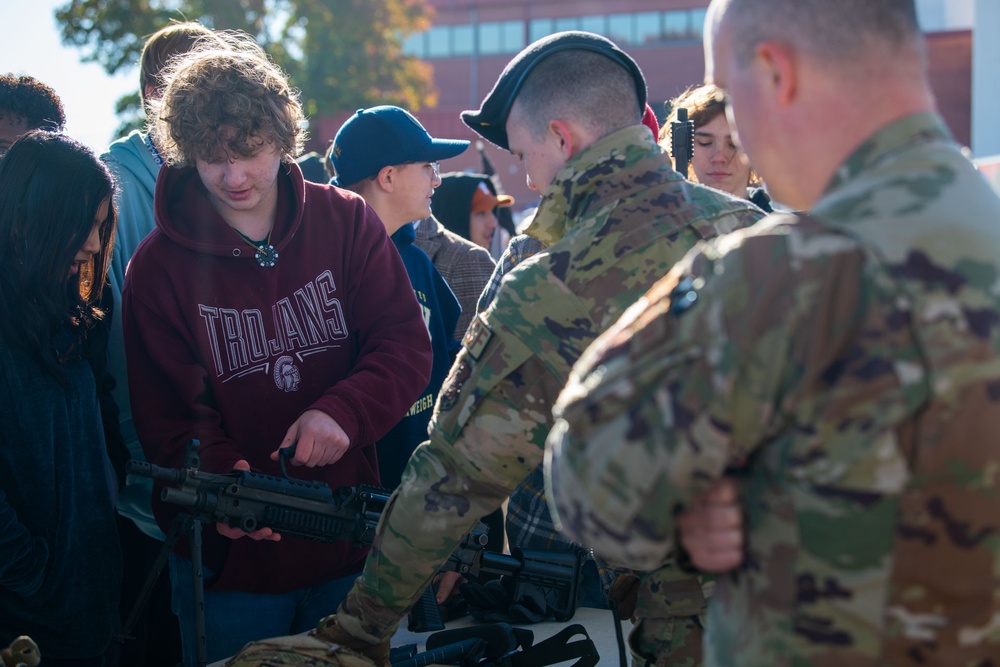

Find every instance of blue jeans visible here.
[168,553,360,666]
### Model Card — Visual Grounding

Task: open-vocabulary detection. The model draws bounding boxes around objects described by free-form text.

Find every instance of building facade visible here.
[310,0,973,210]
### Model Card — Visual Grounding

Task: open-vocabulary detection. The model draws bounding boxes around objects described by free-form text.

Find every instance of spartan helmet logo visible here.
[273,356,301,393]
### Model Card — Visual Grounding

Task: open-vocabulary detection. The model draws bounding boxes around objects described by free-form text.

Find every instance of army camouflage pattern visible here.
[222,632,376,667]
[546,113,1000,666]
[336,125,764,666]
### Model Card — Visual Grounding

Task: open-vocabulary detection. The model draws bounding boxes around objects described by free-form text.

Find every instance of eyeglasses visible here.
[399,161,440,178]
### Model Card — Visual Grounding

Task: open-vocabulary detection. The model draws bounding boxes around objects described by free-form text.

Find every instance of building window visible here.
[402,32,425,57]
[664,11,689,40]
[529,18,553,43]
[554,17,580,32]
[690,9,708,38]
[478,20,524,55]
[607,14,634,44]
[635,12,662,45]
[427,25,450,58]
[502,20,525,53]
[452,25,474,56]
[409,8,708,60]
[580,15,607,35]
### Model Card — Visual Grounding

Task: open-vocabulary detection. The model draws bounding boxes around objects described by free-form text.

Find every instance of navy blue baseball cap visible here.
[461,31,647,151]
[329,106,469,187]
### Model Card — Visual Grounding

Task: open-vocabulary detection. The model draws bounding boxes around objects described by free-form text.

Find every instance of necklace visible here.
[233,227,279,267]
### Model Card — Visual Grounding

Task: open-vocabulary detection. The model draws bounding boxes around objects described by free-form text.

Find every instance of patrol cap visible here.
[461,31,647,151]
[329,105,469,187]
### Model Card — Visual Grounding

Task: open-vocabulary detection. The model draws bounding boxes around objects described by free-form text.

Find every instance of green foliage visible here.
[55,0,435,133]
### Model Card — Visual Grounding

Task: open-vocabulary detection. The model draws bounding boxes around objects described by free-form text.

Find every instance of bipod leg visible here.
[116,513,188,645]
[189,515,208,667]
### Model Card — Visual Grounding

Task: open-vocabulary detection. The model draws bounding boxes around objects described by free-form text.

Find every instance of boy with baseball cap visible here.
[328,106,466,490]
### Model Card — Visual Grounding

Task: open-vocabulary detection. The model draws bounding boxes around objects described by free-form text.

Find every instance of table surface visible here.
[210,607,630,666]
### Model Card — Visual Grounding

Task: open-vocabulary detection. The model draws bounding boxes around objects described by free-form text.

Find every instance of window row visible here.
[402,9,708,60]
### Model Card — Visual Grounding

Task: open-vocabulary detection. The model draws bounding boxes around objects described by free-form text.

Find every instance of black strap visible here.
[503,624,599,667]
[406,622,599,667]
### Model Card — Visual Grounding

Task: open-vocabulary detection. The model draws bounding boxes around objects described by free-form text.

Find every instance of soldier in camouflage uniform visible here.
[545,1,1000,665]
[307,31,763,667]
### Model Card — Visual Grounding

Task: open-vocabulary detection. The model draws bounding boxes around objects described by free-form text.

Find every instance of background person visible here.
[328,105,465,491]
[412,210,495,342]
[101,22,221,666]
[430,173,514,251]
[0,74,65,156]
[661,83,771,211]
[545,0,1000,664]
[0,130,121,667]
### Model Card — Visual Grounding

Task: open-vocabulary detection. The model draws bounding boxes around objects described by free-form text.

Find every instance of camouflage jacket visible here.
[337,125,763,643]
[546,113,1000,665]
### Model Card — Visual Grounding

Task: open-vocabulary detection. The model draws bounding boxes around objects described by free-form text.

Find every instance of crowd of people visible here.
[2,0,999,666]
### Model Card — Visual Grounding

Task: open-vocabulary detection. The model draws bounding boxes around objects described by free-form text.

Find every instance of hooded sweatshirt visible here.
[122,162,432,593]
[102,129,164,540]
[430,173,508,242]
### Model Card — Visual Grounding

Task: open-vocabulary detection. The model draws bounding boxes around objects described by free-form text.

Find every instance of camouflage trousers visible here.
[628,614,703,667]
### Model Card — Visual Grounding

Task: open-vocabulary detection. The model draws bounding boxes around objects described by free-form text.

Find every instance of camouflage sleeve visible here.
[338,314,565,641]
[545,221,869,571]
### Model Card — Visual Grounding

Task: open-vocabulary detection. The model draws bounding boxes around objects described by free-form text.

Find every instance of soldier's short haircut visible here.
[509,49,641,142]
[0,74,65,131]
[717,0,922,65]
[139,21,219,105]
[151,31,305,167]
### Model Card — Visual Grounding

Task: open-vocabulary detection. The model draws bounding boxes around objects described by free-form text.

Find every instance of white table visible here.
[211,607,630,666]
[392,607,629,664]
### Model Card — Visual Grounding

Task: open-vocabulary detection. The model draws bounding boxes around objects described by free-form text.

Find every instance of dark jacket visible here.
[0,327,122,658]
[377,223,461,489]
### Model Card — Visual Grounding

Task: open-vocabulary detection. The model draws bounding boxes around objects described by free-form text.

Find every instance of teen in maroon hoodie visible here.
[121,33,431,664]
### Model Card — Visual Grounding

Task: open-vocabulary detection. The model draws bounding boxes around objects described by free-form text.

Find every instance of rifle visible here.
[127,444,584,631]
[126,458,389,546]
[671,106,694,179]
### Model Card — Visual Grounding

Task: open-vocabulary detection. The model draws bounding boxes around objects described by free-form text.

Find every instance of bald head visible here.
[704,0,934,210]
[709,0,923,68]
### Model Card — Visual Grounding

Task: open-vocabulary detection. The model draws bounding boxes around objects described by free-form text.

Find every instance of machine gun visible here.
[671,106,694,179]
[126,458,389,546]
[128,442,584,632]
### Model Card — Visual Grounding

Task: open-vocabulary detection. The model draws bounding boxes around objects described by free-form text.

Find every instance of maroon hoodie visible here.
[122,162,431,593]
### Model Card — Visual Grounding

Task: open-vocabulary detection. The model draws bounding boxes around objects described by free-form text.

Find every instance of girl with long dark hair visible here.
[0,130,123,666]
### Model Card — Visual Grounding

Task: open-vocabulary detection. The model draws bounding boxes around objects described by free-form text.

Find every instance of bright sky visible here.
[1,0,136,154]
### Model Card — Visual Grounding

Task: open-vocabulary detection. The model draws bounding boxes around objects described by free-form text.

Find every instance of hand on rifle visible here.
[270,409,350,467]
[434,571,466,604]
[216,460,282,542]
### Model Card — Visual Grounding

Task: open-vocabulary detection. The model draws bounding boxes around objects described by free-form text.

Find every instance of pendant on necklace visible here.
[255,244,278,268]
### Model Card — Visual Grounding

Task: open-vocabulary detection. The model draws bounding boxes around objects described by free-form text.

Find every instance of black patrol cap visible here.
[461,31,647,151]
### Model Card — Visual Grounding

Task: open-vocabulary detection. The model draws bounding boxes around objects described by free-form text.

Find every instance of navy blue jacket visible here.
[377,223,461,488]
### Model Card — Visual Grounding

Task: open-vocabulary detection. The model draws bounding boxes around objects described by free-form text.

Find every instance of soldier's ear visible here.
[754,40,797,108]
[548,119,578,160]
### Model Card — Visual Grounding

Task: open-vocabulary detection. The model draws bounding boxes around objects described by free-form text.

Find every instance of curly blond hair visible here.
[150,31,305,166]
